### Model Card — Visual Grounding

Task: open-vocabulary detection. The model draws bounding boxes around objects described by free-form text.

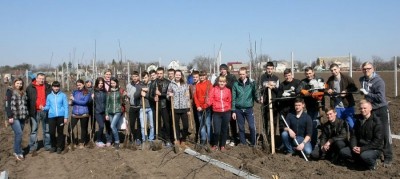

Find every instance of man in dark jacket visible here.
[359,62,392,167]
[325,63,358,129]
[312,107,348,162]
[340,100,383,170]
[126,71,142,145]
[26,73,52,152]
[149,67,172,147]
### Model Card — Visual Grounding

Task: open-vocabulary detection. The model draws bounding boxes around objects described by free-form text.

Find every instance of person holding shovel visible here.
[68,79,91,149]
[5,78,29,160]
[42,81,68,154]
[139,72,154,143]
[231,67,259,147]
[92,77,110,147]
[194,71,212,146]
[208,76,232,152]
[105,77,126,150]
[168,70,191,148]
[126,71,142,145]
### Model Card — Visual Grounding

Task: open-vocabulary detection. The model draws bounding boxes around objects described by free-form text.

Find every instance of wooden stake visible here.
[268,88,275,154]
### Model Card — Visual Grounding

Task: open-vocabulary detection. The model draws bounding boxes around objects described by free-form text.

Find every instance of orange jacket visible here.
[194,80,212,109]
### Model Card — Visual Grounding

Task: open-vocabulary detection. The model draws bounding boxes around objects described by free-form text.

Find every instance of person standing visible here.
[105,77,126,150]
[281,98,313,156]
[103,69,112,92]
[208,76,232,151]
[359,62,392,167]
[325,63,358,129]
[189,70,200,142]
[149,67,172,147]
[126,71,142,145]
[340,100,383,170]
[68,79,91,149]
[92,77,111,147]
[277,69,301,117]
[168,70,191,148]
[231,67,259,146]
[5,78,29,160]
[194,71,212,145]
[139,71,154,142]
[26,73,52,152]
[43,81,68,154]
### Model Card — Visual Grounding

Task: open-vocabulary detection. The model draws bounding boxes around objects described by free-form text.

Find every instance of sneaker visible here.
[106,142,112,147]
[211,145,218,151]
[18,154,24,160]
[165,142,172,148]
[228,141,235,147]
[14,153,24,161]
[56,148,63,154]
[96,142,105,148]
[49,147,57,153]
[225,139,231,145]
[136,139,142,146]
[114,143,120,150]
[220,146,226,152]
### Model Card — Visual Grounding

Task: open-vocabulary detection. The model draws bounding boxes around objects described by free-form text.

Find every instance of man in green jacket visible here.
[231,67,259,146]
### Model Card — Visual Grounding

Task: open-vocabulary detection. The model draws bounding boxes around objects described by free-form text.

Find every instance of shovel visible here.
[152,100,163,151]
[141,96,150,150]
[171,96,180,153]
[187,100,196,141]
[87,110,96,149]
[123,102,136,150]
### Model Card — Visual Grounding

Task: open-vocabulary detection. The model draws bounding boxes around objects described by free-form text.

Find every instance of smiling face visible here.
[359,101,372,117]
[104,72,112,81]
[110,80,117,88]
[266,66,274,75]
[330,66,340,77]
[174,71,182,82]
[294,101,305,113]
[156,70,164,79]
[239,69,247,81]
[326,109,336,123]
[284,72,293,82]
[14,80,23,90]
[76,82,84,90]
[193,74,199,83]
[304,69,315,80]
[36,74,45,85]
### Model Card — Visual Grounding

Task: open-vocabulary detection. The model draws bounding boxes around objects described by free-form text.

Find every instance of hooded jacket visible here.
[126,81,142,107]
[71,89,90,115]
[44,91,69,119]
[168,81,190,110]
[26,80,52,117]
[231,77,258,110]
[359,73,387,109]
[207,86,231,112]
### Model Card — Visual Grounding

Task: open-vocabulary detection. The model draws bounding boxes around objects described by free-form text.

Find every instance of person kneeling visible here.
[339,100,383,170]
[281,98,313,157]
[311,107,348,162]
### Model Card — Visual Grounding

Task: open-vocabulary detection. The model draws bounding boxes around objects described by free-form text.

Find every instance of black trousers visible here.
[372,105,392,162]
[158,107,171,141]
[312,140,347,160]
[129,107,141,140]
[340,147,381,169]
[49,117,65,149]
[174,109,189,142]
[68,117,89,144]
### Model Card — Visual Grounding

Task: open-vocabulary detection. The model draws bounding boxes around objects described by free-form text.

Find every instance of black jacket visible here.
[350,114,383,152]
[26,82,52,117]
[277,79,301,113]
[325,73,358,108]
[259,73,279,105]
[214,73,237,90]
[299,77,324,112]
[149,78,170,108]
[320,118,349,145]
[94,89,107,114]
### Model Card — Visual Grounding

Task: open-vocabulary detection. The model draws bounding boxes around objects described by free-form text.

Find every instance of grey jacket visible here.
[167,81,190,110]
[359,72,387,109]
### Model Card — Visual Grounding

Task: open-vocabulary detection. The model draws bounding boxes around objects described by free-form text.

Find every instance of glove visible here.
[360,88,369,95]
[282,92,290,97]
[301,89,310,96]
[290,86,295,91]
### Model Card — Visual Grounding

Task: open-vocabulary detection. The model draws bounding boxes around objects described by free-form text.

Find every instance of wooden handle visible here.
[171,96,178,141]
[268,88,275,154]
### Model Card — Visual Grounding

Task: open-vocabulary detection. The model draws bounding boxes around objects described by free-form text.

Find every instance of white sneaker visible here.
[229,141,235,147]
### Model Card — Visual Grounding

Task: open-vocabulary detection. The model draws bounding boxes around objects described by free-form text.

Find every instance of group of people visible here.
[4,61,393,171]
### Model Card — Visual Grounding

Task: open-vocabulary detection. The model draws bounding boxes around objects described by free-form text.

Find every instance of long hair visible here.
[94,77,106,92]
[76,79,88,95]
[175,70,185,85]
[13,78,25,96]
[110,77,119,90]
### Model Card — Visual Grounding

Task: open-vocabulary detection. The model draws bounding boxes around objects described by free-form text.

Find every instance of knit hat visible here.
[220,64,229,70]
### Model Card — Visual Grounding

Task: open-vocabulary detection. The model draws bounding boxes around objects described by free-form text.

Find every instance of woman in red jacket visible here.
[207,76,231,151]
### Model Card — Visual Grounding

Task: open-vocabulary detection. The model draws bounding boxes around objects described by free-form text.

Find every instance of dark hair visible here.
[132,71,139,76]
[149,70,156,75]
[94,77,105,91]
[110,77,119,89]
[13,78,25,92]
[141,71,149,78]
[192,70,200,76]
[294,98,304,104]
[156,67,164,72]
[175,70,185,84]
[304,66,313,72]
[76,79,88,95]
[329,63,339,70]
[324,107,336,113]
[284,68,292,75]
[239,67,247,72]
[168,68,175,72]
[199,71,207,76]
[266,62,274,67]
[52,81,60,87]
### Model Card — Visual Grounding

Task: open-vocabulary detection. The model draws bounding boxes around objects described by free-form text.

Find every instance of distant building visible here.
[315,56,350,71]
[167,60,188,72]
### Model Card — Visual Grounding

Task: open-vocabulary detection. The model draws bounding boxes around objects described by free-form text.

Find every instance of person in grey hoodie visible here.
[126,71,142,145]
[359,61,392,167]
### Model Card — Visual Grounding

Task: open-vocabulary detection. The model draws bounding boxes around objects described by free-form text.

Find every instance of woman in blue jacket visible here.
[43,81,68,154]
[68,79,91,149]
[5,78,29,161]
[92,77,111,147]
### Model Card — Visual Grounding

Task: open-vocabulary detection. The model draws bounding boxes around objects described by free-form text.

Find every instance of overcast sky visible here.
[1,0,399,67]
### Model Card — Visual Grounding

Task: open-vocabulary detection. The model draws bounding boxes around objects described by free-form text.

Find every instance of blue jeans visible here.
[235,108,256,146]
[281,131,312,155]
[198,108,211,142]
[95,113,111,143]
[306,110,319,148]
[11,118,25,155]
[335,107,355,129]
[29,111,51,151]
[140,108,154,141]
[109,113,122,143]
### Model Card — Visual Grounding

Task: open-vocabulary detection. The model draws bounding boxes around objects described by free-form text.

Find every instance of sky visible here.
[0,0,399,67]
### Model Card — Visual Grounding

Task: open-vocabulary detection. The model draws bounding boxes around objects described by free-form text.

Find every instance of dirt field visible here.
[0,71,399,179]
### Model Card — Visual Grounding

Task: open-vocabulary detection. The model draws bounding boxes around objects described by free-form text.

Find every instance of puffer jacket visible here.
[94,89,107,114]
[168,81,190,110]
[207,86,231,112]
[106,87,124,115]
[194,80,212,109]
[231,77,258,110]
[71,89,90,115]
[44,91,69,119]
[359,72,387,109]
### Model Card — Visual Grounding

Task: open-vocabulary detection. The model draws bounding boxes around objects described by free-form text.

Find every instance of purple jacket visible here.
[71,89,90,115]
